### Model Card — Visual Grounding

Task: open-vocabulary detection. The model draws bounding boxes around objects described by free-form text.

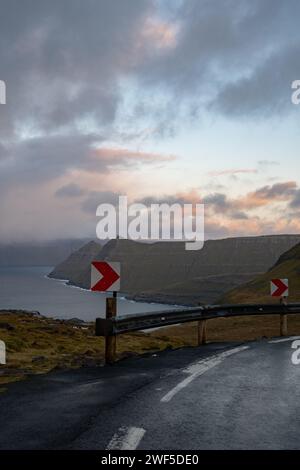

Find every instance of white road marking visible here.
[161,345,249,403]
[107,426,146,450]
[269,336,300,344]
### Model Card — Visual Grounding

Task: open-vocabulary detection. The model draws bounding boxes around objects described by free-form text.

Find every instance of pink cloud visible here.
[208,168,258,177]
[92,146,176,165]
[142,17,180,50]
[238,181,297,209]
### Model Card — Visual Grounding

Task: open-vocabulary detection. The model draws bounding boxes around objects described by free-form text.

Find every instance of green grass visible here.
[220,258,300,304]
[2,307,300,388]
[0,310,189,385]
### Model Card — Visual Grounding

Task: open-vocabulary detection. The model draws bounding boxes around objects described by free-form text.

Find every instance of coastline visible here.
[47,273,192,307]
[125,292,200,307]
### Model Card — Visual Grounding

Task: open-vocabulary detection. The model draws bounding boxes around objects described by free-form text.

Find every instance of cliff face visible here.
[220,241,300,304]
[48,241,102,285]
[49,235,300,304]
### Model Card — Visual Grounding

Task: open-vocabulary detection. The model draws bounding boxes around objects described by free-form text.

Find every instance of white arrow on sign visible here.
[91,261,120,292]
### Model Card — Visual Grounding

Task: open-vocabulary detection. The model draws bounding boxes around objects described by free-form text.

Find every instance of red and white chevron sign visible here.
[270,278,289,297]
[91,261,120,292]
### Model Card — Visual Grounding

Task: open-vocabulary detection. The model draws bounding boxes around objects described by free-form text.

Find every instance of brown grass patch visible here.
[1,310,300,386]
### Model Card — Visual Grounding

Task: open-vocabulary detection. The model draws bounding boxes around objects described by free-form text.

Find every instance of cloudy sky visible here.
[0,0,300,242]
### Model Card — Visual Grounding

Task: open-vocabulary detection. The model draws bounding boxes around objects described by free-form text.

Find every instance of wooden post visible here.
[280,297,288,337]
[105,291,117,364]
[280,314,288,336]
[198,319,207,345]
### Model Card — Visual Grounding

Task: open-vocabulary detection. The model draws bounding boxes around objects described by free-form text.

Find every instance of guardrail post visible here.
[280,314,288,336]
[279,298,288,337]
[105,292,117,364]
[198,319,207,345]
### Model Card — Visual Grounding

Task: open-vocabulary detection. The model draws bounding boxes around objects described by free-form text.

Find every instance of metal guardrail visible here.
[95,302,300,364]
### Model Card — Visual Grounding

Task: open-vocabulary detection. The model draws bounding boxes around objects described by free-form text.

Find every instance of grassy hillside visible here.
[220,242,300,304]
[0,310,189,386]
[2,310,300,390]
[2,308,300,389]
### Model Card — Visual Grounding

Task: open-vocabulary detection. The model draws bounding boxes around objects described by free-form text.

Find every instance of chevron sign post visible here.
[92,261,121,364]
[91,261,120,292]
[271,279,289,298]
[271,279,289,338]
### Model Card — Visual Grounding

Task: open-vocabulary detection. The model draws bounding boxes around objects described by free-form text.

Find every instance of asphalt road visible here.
[0,337,300,450]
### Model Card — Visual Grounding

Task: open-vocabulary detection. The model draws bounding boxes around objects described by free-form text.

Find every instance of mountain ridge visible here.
[49,234,300,305]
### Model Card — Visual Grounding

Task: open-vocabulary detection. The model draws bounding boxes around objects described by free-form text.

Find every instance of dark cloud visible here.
[81,190,121,214]
[258,160,279,166]
[202,193,228,210]
[141,182,299,220]
[55,183,85,198]
[208,169,257,177]
[137,191,250,221]
[0,142,9,160]
[231,211,249,220]
[0,0,299,144]
[214,43,300,117]
[1,0,297,145]
[0,134,174,190]
[253,182,297,200]
[137,195,183,206]
[0,1,299,241]
[290,190,300,209]
[0,0,152,137]
[134,0,300,119]
[0,133,98,188]
[203,193,248,219]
